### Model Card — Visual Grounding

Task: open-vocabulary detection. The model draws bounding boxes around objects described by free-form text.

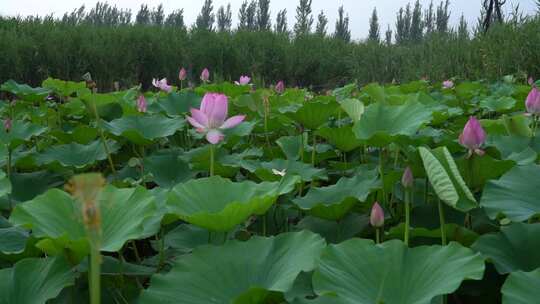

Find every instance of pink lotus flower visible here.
[459,116,486,157]
[200,68,210,82]
[152,78,172,93]
[370,202,384,228]
[235,75,251,85]
[3,118,11,132]
[402,167,414,188]
[179,68,187,81]
[526,86,540,115]
[275,80,285,94]
[442,80,454,89]
[187,93,246,144]
[137,95,147,113]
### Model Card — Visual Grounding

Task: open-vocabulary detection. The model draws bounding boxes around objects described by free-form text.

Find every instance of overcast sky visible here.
[0,0,537,39]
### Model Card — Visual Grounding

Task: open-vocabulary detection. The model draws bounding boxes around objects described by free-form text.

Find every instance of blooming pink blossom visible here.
[370,202,384,228]
[200,68,210,82]
[459,116,486,157]
[152,78,172,93]
[179,68,187,81]
[526,86,540,115]
[442,80,454,89]
[235,75,251,85]
[137,95,147,113]
[187,93,246,144]
[275,80,285,94]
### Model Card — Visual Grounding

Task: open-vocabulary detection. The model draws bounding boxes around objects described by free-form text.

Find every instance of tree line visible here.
[0,0,538,90]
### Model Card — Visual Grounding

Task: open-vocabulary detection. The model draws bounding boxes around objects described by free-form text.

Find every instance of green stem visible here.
[130,241,141,263]
[209,144,215,177]
[262,214,267,236]
[438,199,447,246]
[404,190,411,246]
[89,246,101,304]
[158,229,165,270]
[91,95,116,174]
[311,131,316,166]
[6,147,12,210]
[379,148,387,206]
[375,228,381,244]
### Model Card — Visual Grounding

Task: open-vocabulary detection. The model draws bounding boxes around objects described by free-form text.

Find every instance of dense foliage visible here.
[0,1,539,91]
[0,75,539,303]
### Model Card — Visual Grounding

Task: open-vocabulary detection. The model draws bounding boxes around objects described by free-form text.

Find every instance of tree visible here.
[294,0,313,37]
[481,0,506,32]
[195,0,215,31]
[257,0,271,31]
[458,14,469,39]
[150,4,165,26]
[246,0,257,30]
[368,7,380,42]
[275,9,288,34]
[404,4,412,40]
[238,1,249,30]
[424,1,435,35]
[385,24,393,45]
[165,9,185,29]
[395,7,408,44]
[436,0,451,33]
[217,4,232,32]
[410,0,423,41]
[334,5,350,42]
[135,4,151,25]
[315,10,328,36]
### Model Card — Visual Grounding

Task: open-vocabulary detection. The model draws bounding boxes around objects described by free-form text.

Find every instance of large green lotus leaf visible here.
[296,214,369,244]
[486,135,537,165]
[101,115,184,145]
[0,171,11,198]
[353,102,432,146]
[293,170,380,220]
[151,91,202,116]
[362,83,386,103]
[480,165,540,222]
[503,115,531,137]
[479,96,516,112]
[388,223,479,247]
[419,146,477,212]
[501,268,540,304]
[35,139,119,168]
[42,78,89,97]
[0,121,46,148]
[139,231,326,304]
[339,98,364,122]
[472,223,540,274]
[253,159,328,182]
[0,79,51,102]
[313,239,485,304]
[9,171,64,203]
[276,135,305,160]
[166,175,298,231]
[10,185,156,253]
[143,150,194,188]
[316,126,363,152]
[456,155,515,190]
[0,256,77,304]
[291,101,339,129]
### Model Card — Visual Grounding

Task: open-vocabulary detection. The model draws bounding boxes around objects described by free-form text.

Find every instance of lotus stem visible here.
[379,148,387,206]
[209,144,215,177]
[438,199,447,246]
[404,189,411,246]
[262,214,267,236]
[375,228,381,244]
[90,95,116,175]
[6,147,12,210]
[89,245,101,304]
[311,131,316,166]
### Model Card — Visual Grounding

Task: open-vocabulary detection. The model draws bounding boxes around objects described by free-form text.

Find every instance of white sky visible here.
[0,0,537,39]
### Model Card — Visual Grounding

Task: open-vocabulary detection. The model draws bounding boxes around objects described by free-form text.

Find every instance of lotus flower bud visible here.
[401,166,414,188]
[528,77,534,86]
[275,80,285,94]
[370,202,384,228]
[200,68,210,82]
[459,116,486,157]
[442,80,454,89]
[137,95,147,113]
[179,67,187,81]
[526,87,540,115]
[3,118,12,132]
